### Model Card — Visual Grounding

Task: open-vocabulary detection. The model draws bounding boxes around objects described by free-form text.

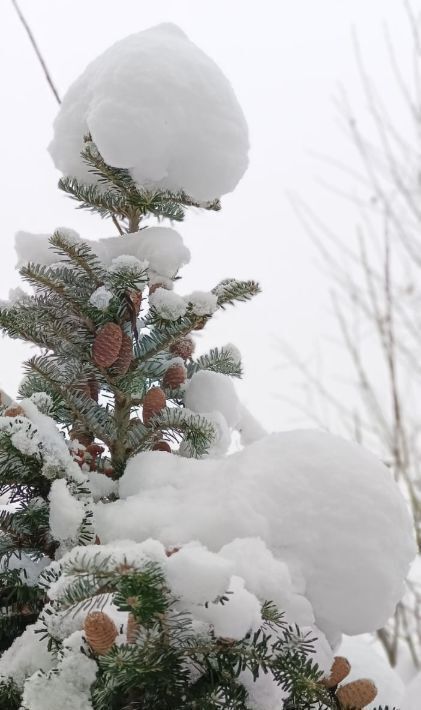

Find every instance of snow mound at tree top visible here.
[49,23,249,201]
[94,430,416,639]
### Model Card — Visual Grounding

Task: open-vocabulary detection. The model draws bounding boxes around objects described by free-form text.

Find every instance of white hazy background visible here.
[0,0,416,432]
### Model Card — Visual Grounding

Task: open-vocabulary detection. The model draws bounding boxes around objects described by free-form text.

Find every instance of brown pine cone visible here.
[336,679,377,708]
[163,363,186,389]
[112,332,133,375]
[142,387,166,425]
[84,611,118,655]
[152,440,172,453]
[92,323,123,368]
[4,404,25,417]
[169,336,195,360]
[126,612,140,644]
[323,656,351,688]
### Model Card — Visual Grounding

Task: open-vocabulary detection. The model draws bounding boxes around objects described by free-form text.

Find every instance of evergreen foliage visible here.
[0,138,394,708]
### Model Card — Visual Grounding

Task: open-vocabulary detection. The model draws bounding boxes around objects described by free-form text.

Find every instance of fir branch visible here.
[49,230,106,285]
[57,178,129,220]
[188,347,243,379]
[130,407,216,458]
[213,278,261,308]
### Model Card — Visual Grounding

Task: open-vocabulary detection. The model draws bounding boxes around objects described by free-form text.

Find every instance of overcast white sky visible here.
[0,0,417,431]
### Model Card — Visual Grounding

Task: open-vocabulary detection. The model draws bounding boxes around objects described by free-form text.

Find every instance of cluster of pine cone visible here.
[322,656,377,708]
[91,289,142,374]
[82,612,377,709]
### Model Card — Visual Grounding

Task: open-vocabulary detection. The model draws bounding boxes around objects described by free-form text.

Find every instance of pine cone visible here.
[169,336,195,360]
[142,387,166,425]
[113,332,133,375]
[84,611,118,655]
[126,612,139,644]
[163,363,186,389]
[336,679,377,708]
[152,440,172,453]
[4,404,25,417]
[323,656,351,688]
[92,323,123,368]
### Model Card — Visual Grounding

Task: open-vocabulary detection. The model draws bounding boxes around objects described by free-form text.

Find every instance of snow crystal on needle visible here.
[96,430,416,638]
[89,285,113,310]
[149,287,187,320]
[49,23,248,200]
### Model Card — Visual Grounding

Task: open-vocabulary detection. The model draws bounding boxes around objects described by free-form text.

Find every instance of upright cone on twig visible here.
[113,332,133,375]
[92,323,123,368]
[163,363,186,389]
[323,656,351,688]
[336,678,377,708]
[142,387,166,425]
[84,611,118,655]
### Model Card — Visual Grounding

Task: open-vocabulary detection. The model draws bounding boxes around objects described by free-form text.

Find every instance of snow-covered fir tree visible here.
[0,23,416,710]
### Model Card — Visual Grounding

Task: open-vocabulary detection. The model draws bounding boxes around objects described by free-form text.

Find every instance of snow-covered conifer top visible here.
[49,23,249,201]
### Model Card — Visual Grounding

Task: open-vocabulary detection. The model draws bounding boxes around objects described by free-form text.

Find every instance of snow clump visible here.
[149,287,187,320]
[95,430,416,640]
[185,290,218,316]
[49,23,249,201]
[88,285,113,310]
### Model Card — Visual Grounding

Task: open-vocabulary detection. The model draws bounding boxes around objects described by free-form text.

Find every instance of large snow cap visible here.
[49,23,249,201]
[96,430,416,637]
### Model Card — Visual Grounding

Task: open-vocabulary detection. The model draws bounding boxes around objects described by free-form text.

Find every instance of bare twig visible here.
[11,0,61,105]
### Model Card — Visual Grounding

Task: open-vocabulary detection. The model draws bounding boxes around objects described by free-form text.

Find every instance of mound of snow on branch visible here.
[49,23,249,201]
[15,227,190,287]
[94,430,416,639]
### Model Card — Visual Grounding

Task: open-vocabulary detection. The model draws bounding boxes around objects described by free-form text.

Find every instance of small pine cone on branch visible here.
[84,611,118,655]
[335,678,377,708]
[142,387,166,425]
[169,336,195,360]
[163,363,186,389]
[323,656,351,688]
[126,612,140,644]
[113,332,133,375]
[152,440,172,453]
[92,323,123,368]
[4,404,25,417]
